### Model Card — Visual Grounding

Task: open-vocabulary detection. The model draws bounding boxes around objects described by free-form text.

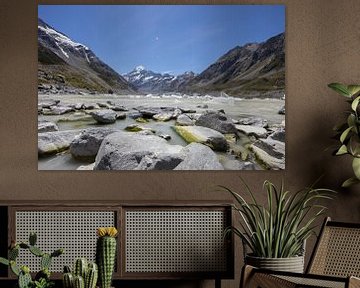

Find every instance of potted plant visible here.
[0,232,64,288]
[328,83,360,187]
[221,179,334,273]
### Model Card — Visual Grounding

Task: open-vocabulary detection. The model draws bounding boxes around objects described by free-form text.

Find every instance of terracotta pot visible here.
[245,254,305,273]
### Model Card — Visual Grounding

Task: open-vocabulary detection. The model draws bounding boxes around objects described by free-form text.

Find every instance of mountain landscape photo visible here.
[38,5,286,171]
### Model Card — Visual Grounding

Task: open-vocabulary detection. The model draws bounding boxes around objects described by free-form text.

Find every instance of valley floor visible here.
[38,93,285,170]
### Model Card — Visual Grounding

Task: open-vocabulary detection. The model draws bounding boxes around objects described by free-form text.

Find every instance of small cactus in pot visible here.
[62,259,98,288]
[96,227,118,288]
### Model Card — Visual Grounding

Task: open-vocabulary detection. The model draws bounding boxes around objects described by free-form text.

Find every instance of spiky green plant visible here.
[328,83,360,187]
[221,179,335,258]
[96,227,118,288]
[0,232,63,288]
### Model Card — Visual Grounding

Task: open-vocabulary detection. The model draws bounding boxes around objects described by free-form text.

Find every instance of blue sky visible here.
[38,5,285,75]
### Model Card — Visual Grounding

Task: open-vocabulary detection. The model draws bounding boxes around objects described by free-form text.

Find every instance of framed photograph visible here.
[38,4,285,171]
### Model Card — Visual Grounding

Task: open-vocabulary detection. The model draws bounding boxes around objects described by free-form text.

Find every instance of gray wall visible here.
[1,0,360,287]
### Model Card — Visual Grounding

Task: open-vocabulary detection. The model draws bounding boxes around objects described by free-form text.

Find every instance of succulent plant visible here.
[96,227,118,288]
[63,260,98,288]
[0,232,63,288]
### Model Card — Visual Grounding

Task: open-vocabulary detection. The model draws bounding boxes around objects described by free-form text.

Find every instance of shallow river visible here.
[38,94,285,170]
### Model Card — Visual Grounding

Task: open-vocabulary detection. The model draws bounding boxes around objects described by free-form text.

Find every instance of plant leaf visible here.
[342,177,360,188]
[336,145,348,155]
[351,96,360,111]
[328,83,351,97]
[352,157,360,179]
[347,85,360,97]
[340,126,353,143]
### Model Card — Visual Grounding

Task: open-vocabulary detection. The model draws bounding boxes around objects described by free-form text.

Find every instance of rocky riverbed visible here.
[38,93,285,170]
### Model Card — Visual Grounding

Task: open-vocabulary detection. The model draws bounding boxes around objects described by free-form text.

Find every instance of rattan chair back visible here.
[307,217,360,278]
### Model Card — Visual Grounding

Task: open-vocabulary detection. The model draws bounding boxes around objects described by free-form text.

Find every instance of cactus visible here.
[85,263,98,288]
[18,270,32,288]
[63,260,98,288]
[74,275,85,288]
[0,232,64,288]
[96,227,118,288]
[41,253,52,270]
[74,258,88,279]
[63,272,74,288]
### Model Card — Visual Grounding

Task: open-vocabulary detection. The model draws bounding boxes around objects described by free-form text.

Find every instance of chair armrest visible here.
[349,276,360,288]
[240,265,296,288]
[240,265,349,288]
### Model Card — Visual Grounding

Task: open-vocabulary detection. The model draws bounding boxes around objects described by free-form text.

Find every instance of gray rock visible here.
[128,112,143,119]
[269,128,285,142]
[72,103,85,110]
[250,138,285,170]
[38,120,59,133]
[174,126,228,151]
[43,105,74,115]
[174,143,224,170]
[38,130,82,155]
[70,128,118,159]
[172,108,182,118]
[278,105,285,115]
[195,112,237,134]
[38,100,60,109]
[91,109,117,124]
[116,113,126,120]
[137,107,159,118]
[97,102,109,108]
[238,117,268,128]
[179,108,196,113]
[135,153,183,170]
[77,163,95,170]
[235,125,268,138]
[197,104,209,109]
[153,113,173,121]
[176,114,194,126]
[83,103,99,110]
[222,160,256,170]
[111,104,128,112]
[94,132,183,170]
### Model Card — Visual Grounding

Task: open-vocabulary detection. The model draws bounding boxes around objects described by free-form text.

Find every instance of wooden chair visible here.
[241,217,360,288]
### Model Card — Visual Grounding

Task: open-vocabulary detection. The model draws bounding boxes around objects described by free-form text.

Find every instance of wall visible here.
[0,0,360,287]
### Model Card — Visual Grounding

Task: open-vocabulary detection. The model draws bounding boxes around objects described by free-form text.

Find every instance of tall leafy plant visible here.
[222,180,334,258]
[328,83,360,187]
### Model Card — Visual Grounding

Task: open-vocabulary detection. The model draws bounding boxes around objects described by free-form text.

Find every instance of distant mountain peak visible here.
[134,65,146,72]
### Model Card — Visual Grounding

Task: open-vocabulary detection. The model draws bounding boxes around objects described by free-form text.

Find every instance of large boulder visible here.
[176,114,194,126]
[38,130,82,156]
[235,125,268,138]
[38,120,59,133]
[250,137,285,170]
[94,132,183,170]
[195,112,237,134]
[174,143,224,170]
[91,109,117,124]
[174,126,228,151]
[43,105,75,115]
[70,128,118,160]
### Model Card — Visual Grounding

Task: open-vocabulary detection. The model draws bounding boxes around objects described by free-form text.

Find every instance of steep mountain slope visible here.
[123,66,196,93]
[38,18,135,94]
[187,33,285,96]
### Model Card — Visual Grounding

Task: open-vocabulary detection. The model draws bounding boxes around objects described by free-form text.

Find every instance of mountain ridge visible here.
[38,18,135,94]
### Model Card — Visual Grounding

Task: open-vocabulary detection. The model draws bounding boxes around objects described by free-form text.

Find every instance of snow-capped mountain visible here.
[38,18,135,94]
[123,66,196,93]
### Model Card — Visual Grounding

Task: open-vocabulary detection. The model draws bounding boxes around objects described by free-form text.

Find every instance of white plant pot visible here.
[245,254,305,273]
